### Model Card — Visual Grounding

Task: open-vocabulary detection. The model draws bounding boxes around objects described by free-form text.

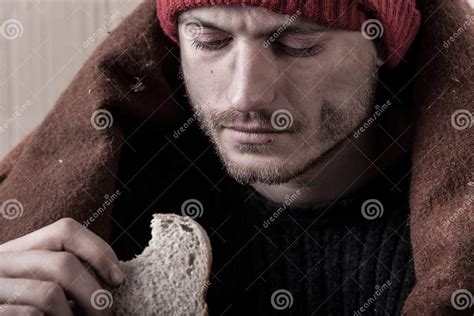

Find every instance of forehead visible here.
[178,5,331,36]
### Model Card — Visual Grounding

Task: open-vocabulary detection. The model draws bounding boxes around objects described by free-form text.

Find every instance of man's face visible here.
[178,6,382,185]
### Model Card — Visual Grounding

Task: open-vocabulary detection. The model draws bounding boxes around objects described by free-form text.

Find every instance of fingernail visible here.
[110,265,125,285]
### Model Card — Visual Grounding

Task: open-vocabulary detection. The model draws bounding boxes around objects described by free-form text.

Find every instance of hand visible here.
[0,218,125,315]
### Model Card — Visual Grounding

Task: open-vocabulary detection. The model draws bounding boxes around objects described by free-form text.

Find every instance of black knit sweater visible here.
[204,166,415,316]
[110,127,416,316]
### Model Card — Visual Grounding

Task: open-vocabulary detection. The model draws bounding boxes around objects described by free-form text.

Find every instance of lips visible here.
[224,124,282,133]
[223,124,289,144]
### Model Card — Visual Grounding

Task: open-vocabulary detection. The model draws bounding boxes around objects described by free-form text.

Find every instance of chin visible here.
[210,130,336,185]
[225,163,295,185]
[217,144,308,185]
[222,141,287,165]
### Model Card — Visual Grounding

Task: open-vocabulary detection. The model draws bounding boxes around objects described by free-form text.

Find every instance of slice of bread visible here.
[110,213,212,315]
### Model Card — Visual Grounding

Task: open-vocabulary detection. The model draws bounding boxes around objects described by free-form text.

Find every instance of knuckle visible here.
[22,306,43,316]
[39,282,64,308]
[52,252,79,275]
[55,217,80,235]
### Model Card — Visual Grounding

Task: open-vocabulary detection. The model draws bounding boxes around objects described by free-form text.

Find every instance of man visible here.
[160,2,417,315]
[0,0,472,315]
[175,4,405,205]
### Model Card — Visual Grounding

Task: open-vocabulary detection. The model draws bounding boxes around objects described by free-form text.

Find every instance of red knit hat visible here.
[156,0,421,68]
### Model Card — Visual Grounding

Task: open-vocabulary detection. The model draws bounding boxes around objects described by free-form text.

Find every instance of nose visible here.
[226,40,277,112]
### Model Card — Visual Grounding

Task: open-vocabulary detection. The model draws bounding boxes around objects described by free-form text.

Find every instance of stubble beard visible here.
[182,70,378,186]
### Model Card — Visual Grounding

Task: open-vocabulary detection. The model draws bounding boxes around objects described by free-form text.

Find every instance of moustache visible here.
[204,109,305,133]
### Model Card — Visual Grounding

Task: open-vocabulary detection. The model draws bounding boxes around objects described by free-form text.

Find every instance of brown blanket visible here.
[0,0,472,314]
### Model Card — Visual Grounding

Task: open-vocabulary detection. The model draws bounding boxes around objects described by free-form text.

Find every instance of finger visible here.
[0,218,124,287]
[0,304,43,315]
[0,251,113,316]
[0,278,72,316]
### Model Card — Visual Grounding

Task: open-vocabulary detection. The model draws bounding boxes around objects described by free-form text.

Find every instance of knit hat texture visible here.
[156,0,422,67]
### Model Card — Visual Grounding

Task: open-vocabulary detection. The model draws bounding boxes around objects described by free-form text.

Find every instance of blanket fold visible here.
[0,0,472,314]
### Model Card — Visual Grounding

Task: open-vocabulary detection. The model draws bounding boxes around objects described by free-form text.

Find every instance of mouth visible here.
[223,124,290,145]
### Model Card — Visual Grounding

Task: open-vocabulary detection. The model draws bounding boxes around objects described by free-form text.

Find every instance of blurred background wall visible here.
[0,0,140,159]
[1,0,473,159]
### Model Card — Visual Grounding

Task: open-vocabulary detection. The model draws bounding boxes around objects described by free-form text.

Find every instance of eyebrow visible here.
[178,14,329,38]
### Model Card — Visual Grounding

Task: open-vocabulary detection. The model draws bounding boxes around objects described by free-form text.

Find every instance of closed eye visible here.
[273,42,323,57]
[191,38,323,57]
[191,38,231,50]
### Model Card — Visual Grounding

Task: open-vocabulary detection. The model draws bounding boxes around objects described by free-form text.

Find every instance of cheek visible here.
[282,46,377,139]
[288,48,376,113]
[282,60,345,126]
[181,47,226,106]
